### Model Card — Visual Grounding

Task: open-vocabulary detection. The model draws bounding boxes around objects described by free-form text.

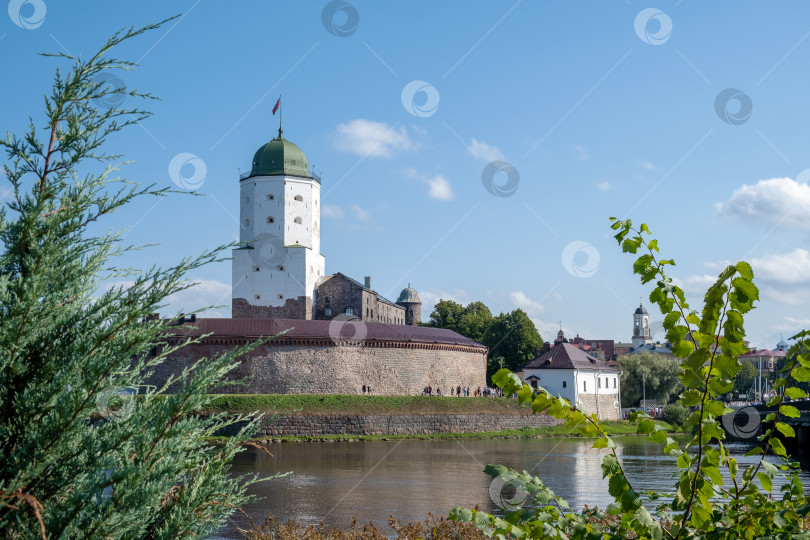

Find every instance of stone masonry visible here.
[147,341,487,396]
[213,412,562,437]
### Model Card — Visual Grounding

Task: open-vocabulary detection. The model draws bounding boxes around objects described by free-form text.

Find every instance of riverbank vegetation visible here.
[0,23,266,538]
[448,220,810,538]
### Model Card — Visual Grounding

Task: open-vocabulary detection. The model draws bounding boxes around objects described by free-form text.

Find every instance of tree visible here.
[0,23,267,538]
[618,352,684,406]
[425,299,465,331]
[455,301,493,343]
[484,309,543,378]
[453,218,810,538]
[734,361,757,398]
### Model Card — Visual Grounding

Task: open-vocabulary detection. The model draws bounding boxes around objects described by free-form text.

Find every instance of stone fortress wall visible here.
[147,339,487,396]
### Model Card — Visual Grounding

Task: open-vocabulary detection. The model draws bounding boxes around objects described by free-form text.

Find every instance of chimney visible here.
[543,342,551,351]
[364,276,371,289]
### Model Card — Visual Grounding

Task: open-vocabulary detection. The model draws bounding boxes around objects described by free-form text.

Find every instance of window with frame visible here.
[563,380,567,388]
[324,307,331,317]
[583,381,587,392]
[345,307,354,315]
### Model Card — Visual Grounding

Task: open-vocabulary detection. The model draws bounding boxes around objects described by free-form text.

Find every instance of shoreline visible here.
[200,395,679,442]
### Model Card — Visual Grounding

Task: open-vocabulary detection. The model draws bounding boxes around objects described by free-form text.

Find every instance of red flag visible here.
[272,98,280,115]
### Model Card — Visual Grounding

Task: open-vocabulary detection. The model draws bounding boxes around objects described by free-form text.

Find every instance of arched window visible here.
[266,216,274,224]
[294,217,302,224]
[294,195,303,201]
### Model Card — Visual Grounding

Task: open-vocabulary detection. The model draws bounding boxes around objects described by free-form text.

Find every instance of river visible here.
[220,436,810,537]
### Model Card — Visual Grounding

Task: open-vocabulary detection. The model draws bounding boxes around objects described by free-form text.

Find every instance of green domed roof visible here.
[249,127,311,179]
[397,284,421,304]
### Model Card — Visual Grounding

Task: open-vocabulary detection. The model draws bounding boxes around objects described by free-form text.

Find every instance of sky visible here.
[2,1,810,350]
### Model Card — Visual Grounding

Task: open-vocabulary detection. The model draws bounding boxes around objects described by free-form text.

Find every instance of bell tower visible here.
[632,303,652,349]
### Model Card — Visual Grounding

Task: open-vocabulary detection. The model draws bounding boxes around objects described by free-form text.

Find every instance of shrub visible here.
[450,218,810,538]
[663,402,688,427]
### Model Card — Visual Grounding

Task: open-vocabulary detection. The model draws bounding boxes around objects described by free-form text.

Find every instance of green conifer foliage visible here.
[0,21,269,538]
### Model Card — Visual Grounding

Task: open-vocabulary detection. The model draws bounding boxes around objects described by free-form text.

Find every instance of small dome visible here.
[635,303,648,315]
[776,337,789,351]
[248,128,312,179]
[397,285,421,304]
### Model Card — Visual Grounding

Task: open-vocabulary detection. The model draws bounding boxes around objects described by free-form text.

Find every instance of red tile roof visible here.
[166,318,486,349]
[522,343,619,372]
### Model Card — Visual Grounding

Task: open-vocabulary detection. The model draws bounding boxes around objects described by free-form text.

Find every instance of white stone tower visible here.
[231,126,325,319]
[632,303,652,349]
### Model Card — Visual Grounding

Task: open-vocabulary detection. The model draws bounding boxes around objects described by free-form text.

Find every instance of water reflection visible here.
[221,437,810,537]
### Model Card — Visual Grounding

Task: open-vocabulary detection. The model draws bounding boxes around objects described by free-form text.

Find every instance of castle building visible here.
[231,126,420,324]
[146,122,484,396]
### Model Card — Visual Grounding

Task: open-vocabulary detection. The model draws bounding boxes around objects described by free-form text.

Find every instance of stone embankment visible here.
[217,411,561,438]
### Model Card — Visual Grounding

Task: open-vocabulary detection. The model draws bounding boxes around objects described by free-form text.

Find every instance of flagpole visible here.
[279,94,282,135]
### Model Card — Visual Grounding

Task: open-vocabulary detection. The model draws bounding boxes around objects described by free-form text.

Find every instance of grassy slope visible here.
[202,394,677,442]
[205,394,536,415]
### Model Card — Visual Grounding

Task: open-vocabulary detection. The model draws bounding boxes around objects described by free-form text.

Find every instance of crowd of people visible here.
[421,385,504,397]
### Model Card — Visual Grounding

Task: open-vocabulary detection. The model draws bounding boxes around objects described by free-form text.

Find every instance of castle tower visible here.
[231,126,325,319]
[396,285,422,326]
[632,303,652,349]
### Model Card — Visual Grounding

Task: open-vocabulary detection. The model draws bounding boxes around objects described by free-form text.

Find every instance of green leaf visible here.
[729,458,738,479]
[517,383,533,404]
[781,405,801,418]
[792,367,810,382]
[775,422,796,439]
[601,454,620,478]
[702,466,723,485]
[450,507,473,522]
[757,471,773,492]
[784,386,808,400]
[744,446,763,457]
[609,474,628,499]
[637,418,655,434]
[621,489,642,511]
[492,369,523,396]
[770,437,788,457]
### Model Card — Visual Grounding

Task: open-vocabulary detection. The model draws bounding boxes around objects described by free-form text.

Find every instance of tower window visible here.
[244,219,250,226]
[267,194,274,200]
[254,294,261,300]
[245,197,250,203]
[253,266,260,272]
[346,307,354,316]
[277,294,284,300]
[266,216,274,224]
[324,307,331,317]
[325,297,330,304]
[294,217,302,224]
[294,195,303,201]
[278,265,285,271]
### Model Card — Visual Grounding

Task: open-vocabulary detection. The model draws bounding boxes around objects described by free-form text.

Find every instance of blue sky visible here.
[3,1,810,349]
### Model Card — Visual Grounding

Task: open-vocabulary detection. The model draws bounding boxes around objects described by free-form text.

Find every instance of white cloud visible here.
[596,181,612,191]
[640,160,656,171]
[426,174,454,200]
[672,274,716,295]
[531,318,562,341]
[468,138,504,162]
[400,169,454,201]
[102,278,231,318]
[333,119,416,158]
[322,205,343,219]
[716,177,810,229]
[418,289,471,322]
[750,249,810,285]
[575,146,589,162]
[350,205,372,221]
[510,291,545,316]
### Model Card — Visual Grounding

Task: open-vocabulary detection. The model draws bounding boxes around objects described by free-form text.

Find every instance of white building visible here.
[521,342,622,420]
[232,126,325,319]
